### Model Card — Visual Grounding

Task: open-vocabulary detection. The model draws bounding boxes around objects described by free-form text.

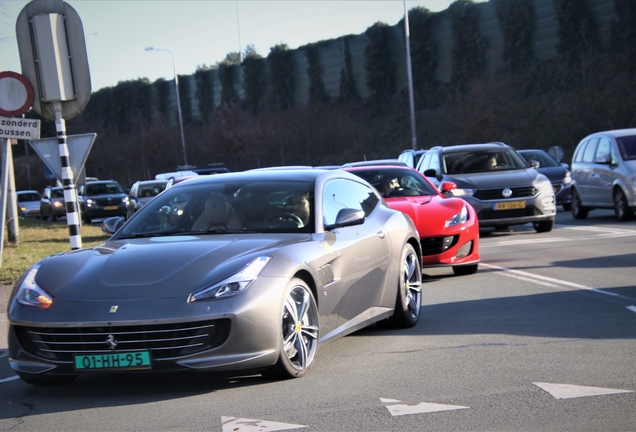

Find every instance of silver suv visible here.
[570,128,636,221]
[416,142,556,232]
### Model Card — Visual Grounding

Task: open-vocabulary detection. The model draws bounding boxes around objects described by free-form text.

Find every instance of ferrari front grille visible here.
[15,319,231,362]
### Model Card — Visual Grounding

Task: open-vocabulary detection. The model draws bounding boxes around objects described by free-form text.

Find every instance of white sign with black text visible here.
[0,115,40,140]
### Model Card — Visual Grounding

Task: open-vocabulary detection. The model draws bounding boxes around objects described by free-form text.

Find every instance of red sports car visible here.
[345,165,480,275]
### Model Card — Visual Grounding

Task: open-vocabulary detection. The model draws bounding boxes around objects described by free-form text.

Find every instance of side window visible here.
[573,141,586,162]
[322,179,363,226]
[582,138,599,163]
[346,179,379,217]
[417,152,432,173]
[596,137,610,162]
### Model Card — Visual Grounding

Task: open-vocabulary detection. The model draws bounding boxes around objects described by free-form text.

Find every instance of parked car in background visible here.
[416,142,556,232]
[16,190,42,218]
[79,180,128,224]
[518,149,572,210]
[126,179,168,219]
[570,128,636,221]
[40,186,66,221]
[397,149,428,169]
[344,165,480,275]
[8,168,422,385]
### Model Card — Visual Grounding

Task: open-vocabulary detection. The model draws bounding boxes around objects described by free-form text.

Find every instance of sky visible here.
[0,0,486,92]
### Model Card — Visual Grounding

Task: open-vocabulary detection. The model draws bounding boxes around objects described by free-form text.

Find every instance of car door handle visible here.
[377,231,386,239]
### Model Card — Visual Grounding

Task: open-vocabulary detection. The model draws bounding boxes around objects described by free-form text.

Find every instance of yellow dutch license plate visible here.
[104,205,118,210]
[494,201,526,210]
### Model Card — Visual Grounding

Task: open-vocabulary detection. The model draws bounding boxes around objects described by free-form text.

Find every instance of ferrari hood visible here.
[387,195,467,235]
[34,235,307,301]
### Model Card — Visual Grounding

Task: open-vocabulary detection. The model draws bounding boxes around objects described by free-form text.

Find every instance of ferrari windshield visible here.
[348,168,438,198]
[116,179,315,238]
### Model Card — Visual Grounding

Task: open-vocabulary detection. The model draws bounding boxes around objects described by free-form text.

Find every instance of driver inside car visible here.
[380,177,400,197]
[292,192,312,227]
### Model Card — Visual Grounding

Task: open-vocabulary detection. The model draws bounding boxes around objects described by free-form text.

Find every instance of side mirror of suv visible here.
[423,169,437,177]
[594,155,610,164]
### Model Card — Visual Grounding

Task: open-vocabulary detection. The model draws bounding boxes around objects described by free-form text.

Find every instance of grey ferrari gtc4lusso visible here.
[8,168,422,385]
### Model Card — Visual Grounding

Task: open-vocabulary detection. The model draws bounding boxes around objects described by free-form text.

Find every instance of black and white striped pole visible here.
[54,103,82,249]
[16,0,93,250]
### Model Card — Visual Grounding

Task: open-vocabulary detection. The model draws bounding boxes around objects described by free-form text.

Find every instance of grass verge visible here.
[1,217,109,286]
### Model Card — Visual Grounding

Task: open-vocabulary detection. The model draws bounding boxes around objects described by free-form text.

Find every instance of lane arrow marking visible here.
[222,416,307,432]
[380,398,469,416]
[533,382,634,399]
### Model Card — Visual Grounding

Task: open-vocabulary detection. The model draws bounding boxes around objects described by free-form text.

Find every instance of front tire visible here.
[613,188,633,221]
[571,189,589,219]
[264,278,319,379]
[381,243,422,328]
[453,263,478,276]
[533,219,554,233]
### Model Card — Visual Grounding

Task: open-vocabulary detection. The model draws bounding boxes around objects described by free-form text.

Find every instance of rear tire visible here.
[613,188,634,221]
[453,264,478,276]
[533,219,554,233]
[18,372,77,386]
[381,243,422,328]
[264,278,319,379]
[570,189,589,219]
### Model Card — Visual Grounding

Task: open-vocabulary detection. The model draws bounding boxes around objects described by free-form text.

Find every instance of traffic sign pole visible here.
[54,102,82,250]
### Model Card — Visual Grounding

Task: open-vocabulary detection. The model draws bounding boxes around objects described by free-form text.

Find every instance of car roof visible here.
[432,142,511,153]
[171,167,357,187]
[86,179,121,184]
[135,179,168,185]
[586,128,636,138]
[341,159,407,168]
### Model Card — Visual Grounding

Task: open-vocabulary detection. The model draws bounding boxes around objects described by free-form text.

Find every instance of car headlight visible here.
[52,201,64,208]
[445,205,468,228]
[536,178,553,193]
[85,198,94,207]
[563,171,572,185]
[16,265,53,309]
[450,188,477,197]
[188,256,271,302]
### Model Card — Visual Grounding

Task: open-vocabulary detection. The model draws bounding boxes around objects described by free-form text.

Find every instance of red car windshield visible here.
[348,168,438,198]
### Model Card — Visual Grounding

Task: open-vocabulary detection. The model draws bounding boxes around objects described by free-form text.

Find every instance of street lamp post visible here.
[144,46,188,166]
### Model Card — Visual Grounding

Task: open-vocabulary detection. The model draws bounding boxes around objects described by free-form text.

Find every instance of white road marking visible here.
[533,382,634,399]
[0,376,20,384]
[380,398,469,416]
[627,306,636,314]
[480,225,636,248]
[480,263,636,301]
[221,416,307,432]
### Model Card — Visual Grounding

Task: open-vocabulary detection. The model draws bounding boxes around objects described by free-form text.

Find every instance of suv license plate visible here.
[104,205,118,211]
[74,351,151,371]
[494,201,526,210]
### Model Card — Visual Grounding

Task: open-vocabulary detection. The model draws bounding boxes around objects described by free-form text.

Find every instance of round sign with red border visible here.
[0,71,35,117]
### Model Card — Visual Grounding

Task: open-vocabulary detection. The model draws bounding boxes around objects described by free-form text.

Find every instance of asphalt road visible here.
[1,208,635,431]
